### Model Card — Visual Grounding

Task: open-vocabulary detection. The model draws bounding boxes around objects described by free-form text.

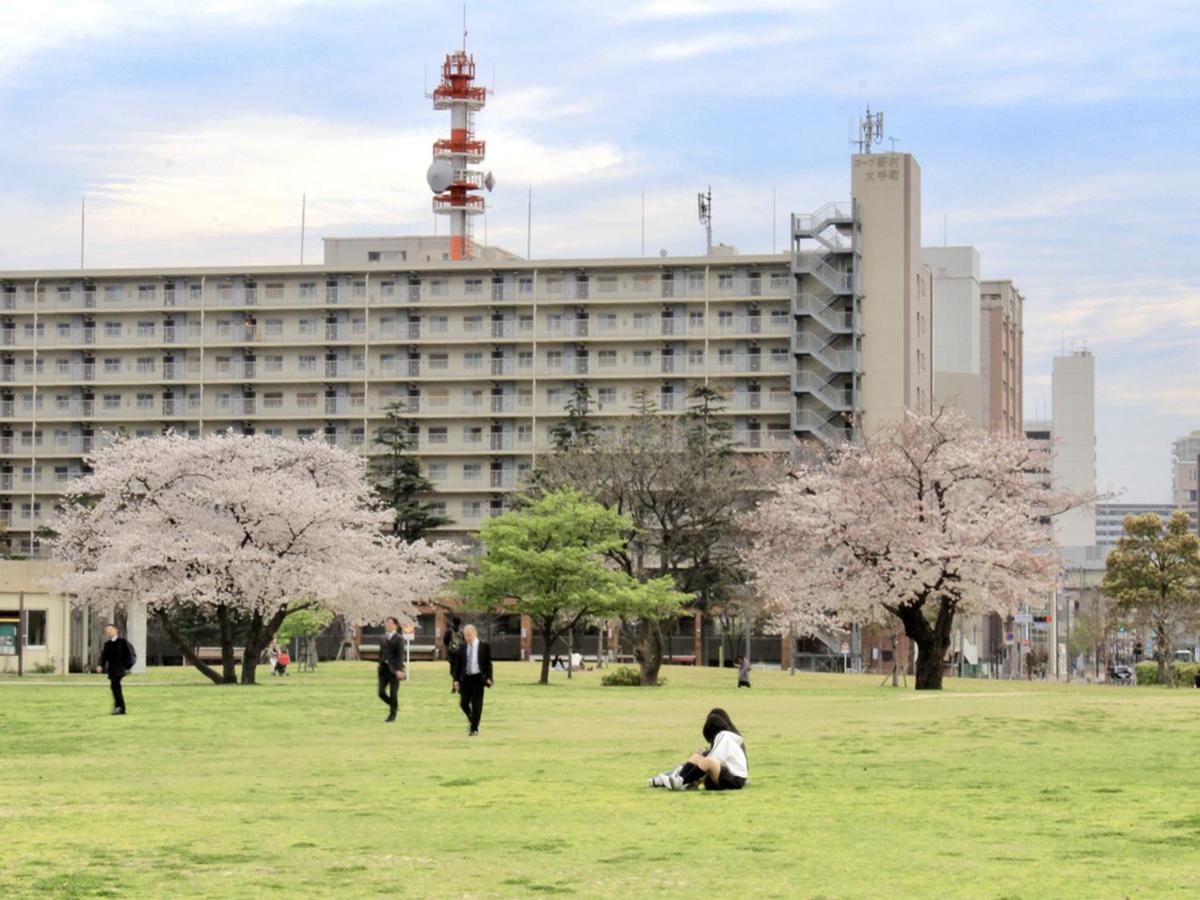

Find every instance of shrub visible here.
[30,661,57,674]
[600,666,666,687]
[1135,661,1200,686]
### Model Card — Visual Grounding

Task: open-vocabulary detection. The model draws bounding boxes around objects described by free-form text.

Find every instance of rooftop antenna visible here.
[888,136,901,151]
[697,186,712,256]
[854,105,884,153]
[462,1,467,51]
[771,188,777,254]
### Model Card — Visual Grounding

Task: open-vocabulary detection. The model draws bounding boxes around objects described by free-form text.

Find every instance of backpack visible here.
[448,628,464,656]
[125,639,137,670]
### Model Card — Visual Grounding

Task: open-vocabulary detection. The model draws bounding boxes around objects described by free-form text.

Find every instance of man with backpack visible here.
[443,616,464,692]
[96,623,136,715]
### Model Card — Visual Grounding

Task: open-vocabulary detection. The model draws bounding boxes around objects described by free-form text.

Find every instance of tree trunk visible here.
[538,616,554,685]
[240,606,293,685]
[894,597,956,690]
[155,610,223,685]
[216,604,238,684]
[633,618,665,686]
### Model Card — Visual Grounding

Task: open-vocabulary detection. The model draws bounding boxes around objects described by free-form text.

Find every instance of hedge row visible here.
[1134,661,1200,686]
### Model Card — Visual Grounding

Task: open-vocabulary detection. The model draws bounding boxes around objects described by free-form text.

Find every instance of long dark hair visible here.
[702,707,740,744]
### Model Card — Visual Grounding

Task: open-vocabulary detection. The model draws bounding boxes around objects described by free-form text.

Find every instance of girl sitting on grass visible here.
[648,708,748,791]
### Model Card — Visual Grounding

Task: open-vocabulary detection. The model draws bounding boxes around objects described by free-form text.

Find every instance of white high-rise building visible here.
[1051,350,1097,548]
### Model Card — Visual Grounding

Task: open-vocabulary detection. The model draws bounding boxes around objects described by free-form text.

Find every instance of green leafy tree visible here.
[1103,511,1200,686]
[532,392,774,684]
[549,384,599,451]
[371,400,451,541]
[275,608,334,671]
[455,488,688,685]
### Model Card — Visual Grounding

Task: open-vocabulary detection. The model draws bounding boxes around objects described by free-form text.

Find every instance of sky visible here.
[1,0,1198,501]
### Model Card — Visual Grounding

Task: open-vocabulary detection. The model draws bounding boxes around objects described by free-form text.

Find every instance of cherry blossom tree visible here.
[51,433,458,684]
[744,410,1086,689]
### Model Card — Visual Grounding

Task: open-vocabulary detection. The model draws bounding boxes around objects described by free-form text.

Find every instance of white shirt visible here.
[466,638,480,675]
[707,731,749,780]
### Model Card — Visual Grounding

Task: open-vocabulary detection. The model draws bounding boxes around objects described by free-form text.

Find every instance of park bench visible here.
[358,642,438,661]
[194,646,245,663]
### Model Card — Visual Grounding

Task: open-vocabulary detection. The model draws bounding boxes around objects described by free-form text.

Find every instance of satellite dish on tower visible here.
[483,171,495,192]
[427,158,454,193]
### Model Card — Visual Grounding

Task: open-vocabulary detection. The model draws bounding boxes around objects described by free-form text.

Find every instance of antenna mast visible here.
[854,105,885,154]
[697,186,712,256]
[426,28,493,261]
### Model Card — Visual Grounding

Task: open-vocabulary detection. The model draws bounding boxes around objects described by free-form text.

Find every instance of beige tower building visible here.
[850,153,932,427]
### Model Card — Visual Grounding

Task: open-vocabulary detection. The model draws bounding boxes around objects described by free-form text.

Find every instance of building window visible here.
[518,277,533,295]
[380,280,396,297]
[718,273,734,291]
[104,322,122,337]
[463,463,481,480]
[136,357,155,374]
[598,387,617,406]
[518,350,533,368]
[299,282,316,298]
[429,353,449,370]
[464,279,483,295]
[428,427,448,445]
[429,462,448,481]
[298,355,317,372]
[104,358,121,374]
[429,279,448,297]
[136,393,153,409]
[103,393,120,410]
[263,392,283,408]
[430,315,449,333]
[463,499,482,518]
[296,392,318,409]
[598,350,617,367]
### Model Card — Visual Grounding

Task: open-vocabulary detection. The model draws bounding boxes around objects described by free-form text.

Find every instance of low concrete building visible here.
[0,560,71,674]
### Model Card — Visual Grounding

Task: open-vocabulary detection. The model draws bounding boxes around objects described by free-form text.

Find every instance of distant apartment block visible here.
[0,153,931,557]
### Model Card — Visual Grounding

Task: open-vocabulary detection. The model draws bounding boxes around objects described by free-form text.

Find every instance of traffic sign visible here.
[1004,632,1015,644]
[1014,612,1033,625]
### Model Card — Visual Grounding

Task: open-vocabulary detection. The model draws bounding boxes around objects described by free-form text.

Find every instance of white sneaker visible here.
[667,774,685,791]
[648,773,668,788]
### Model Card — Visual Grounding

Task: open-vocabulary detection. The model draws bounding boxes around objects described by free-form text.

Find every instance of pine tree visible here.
[371,401,451,542]
[549,384,599,451]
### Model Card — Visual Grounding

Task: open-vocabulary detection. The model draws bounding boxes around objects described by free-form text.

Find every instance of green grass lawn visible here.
[3,662,1200,898]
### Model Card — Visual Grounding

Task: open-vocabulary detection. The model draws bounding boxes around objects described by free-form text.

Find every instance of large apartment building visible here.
[0,152,928,558]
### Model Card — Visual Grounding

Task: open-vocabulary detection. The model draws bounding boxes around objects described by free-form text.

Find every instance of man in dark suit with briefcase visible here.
[451,623,493,736]
[377,616,407,722]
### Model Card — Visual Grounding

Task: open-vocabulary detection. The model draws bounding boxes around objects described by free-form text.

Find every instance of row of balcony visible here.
[1,351,795,384]
[0,277,793,313]
[0,315,791,349]
[1,389,794,423]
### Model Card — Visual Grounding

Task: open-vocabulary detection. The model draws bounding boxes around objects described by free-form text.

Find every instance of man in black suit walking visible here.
[452,623,493,736]
[377,616,407,722]
[96,623,134,715]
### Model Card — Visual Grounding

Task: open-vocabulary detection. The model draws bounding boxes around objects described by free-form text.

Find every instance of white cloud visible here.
[17,113,624,266]
[645,27,811,61]
[0,0,386,84]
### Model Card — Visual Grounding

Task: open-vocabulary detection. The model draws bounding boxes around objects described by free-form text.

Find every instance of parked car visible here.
[1108,664,1135,685]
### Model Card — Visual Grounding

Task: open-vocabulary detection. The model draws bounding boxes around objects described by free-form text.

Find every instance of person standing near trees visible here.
[96,623,135,715]
[452,623,493,736]
[377,616,407,722]
[443,616,464,690]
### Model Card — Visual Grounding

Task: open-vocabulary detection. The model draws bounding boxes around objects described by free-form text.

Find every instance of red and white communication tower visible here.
[426,41,494,261]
